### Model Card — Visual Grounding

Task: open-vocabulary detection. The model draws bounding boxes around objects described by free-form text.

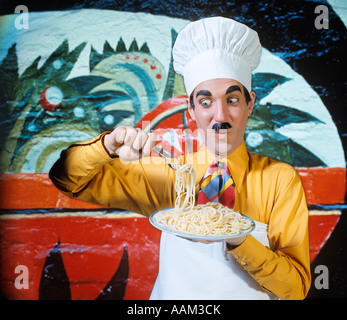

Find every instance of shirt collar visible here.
[225,140,249,193]
[199,140,249,193]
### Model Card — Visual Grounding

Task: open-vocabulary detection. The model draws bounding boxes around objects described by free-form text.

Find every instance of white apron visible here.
[150,221,277,300]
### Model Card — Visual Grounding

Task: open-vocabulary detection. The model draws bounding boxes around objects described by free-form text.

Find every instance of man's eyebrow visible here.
[196,89,212,97]
[225,85,242,94]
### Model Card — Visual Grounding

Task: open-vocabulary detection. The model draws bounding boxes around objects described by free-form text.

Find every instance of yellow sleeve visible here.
[228,167,311,300]
[49,132,176,216]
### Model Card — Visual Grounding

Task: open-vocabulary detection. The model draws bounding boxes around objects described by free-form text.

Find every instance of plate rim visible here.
[149,207,256,241]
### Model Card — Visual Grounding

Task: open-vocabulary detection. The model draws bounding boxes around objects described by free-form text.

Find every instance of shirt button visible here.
[241,261,247,266]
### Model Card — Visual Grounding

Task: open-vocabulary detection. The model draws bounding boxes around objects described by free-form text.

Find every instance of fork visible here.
[153,145,177,170]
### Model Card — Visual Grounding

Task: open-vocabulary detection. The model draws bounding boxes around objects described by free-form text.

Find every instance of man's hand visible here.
[104,126,157,161]
[188,235,247,247]
[225,235,247,249]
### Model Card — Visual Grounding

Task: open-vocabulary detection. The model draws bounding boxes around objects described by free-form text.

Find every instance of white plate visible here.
[149,207,255,241]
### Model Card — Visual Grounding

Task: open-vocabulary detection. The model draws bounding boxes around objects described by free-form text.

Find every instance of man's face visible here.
[188,78,255,157]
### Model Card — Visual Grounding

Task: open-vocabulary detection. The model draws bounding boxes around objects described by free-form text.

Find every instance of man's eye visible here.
[200,99,212,108]
[228,97,239,104]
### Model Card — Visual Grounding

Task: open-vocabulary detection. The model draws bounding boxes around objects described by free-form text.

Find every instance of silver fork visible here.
[153,145,177,170]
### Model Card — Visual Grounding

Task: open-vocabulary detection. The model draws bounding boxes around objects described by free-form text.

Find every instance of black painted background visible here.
[0,0,346,299]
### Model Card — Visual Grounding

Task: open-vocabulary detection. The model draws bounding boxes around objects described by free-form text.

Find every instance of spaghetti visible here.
[155,201,252,236]
[172,163,196,210]
[154,162,252,236]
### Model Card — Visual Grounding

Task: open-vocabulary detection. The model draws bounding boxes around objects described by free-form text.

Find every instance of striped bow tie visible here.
[197,160,235,209]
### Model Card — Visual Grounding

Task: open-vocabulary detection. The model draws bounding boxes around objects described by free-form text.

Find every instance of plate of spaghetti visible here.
[149,160,255,241]
[149,202,255,241]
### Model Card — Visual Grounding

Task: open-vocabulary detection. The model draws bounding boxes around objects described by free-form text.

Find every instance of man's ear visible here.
[248,91,256,116]
[187,97,196,121]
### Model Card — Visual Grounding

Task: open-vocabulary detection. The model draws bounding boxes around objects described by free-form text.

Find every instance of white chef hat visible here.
[173,16,261,96]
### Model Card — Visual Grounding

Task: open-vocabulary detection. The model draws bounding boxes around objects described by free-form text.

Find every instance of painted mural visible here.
[0,18,343,172]
[0,2,346,300]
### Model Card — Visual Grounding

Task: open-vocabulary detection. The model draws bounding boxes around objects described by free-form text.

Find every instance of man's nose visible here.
[214,100,229,123]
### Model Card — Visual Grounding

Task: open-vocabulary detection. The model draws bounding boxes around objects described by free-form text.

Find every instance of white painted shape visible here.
[162,130,182,153]
[73,106,85,118]
[45,86,63,105]
[0,10,189,79]
[253,48,345,167]
[327,0,347,27]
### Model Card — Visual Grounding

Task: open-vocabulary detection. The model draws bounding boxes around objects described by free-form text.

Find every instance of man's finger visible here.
[132,129,149,151]
[124,127,138,146]
[142,132,157,157]
[114,126,127,144]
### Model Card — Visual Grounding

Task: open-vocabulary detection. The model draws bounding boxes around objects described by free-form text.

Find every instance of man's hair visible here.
[189,85,252,109]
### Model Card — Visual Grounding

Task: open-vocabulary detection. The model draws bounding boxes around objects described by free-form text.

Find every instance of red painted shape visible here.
[39,86,63,111]
[0,173,105,210]
[0,215,161,300]
[0,212,341,299]
[0,170,345,211]
[296,167,346,205]
[308,214,341,262]
[136,95,196,132]
[136,96,200,156]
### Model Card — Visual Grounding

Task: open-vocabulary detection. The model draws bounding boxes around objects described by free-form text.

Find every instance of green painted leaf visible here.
[267,103,324,127]
[129,39,139,52]
[89,46,104,71]
[140,42,150,53]
[103,41,115,54]
[249,102,323,130]
[245,129,326,167]
[66,75,110,95]
[0,44,19,100]
[115,37,127,52]
[252,72,291,100]
[100,110,134,132]
[288,140,326,167]
[39,40,87,80]
[247,101,274,130]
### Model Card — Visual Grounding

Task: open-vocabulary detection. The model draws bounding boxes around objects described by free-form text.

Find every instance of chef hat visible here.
[173,16,261,96]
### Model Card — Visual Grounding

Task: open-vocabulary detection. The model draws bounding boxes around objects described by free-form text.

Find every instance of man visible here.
[50,17,311,299]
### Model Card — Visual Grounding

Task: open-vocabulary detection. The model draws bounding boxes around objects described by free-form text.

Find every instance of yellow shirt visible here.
[50,132,311,300]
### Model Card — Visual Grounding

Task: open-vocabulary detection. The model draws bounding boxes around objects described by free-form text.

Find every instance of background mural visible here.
[0,0,346,299]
